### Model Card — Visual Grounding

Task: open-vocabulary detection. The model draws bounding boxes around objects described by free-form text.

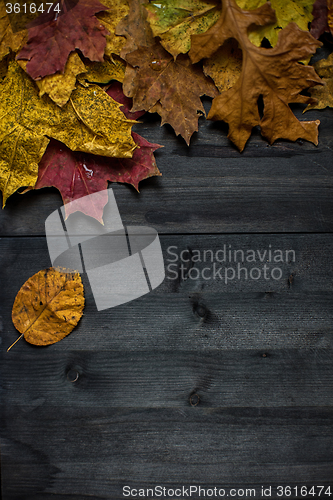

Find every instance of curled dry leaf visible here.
[125,42,218,144]
[17,0,109,79]
[10,268,84,348]
[189,0,323,151]
[305,52,333,111]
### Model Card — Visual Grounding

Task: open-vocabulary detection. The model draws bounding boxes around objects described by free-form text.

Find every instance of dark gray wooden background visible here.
[0,98,332,499]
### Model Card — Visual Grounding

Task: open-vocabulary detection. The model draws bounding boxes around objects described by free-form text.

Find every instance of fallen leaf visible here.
[305,52,333,110]
[116,0,154,58]
[18,52,87,107]
[34,132,161,222]
[329,0,333,31]
[189,0,322,151]
[125,42,218,144]
[203,39,242,92]
[144,0,220,58]
[17,0,109,79]
[0,1,27,61]
[310,0,330,38]
[78,56,125,86]
[236,0,316,47]
[0,61,137,205]
[10,268,84,348]
[96,0,129,57]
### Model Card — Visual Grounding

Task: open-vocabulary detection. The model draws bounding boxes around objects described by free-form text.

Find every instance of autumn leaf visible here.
[9,268,84,349]
[236,0,316,47]
[310,0,333,37]
[305,52,333,111]
[125,42,218,144]
[0,1,27,62]
[96,0,129,57]
[17,0,109,79]
[78,56,125,86]
[106,80,145,119]
[18,52,87,107]
[189,0,322,151]
[116,0,155,58]
[0,61,137,206]
[203,39,242,92]
[144,0,220,58]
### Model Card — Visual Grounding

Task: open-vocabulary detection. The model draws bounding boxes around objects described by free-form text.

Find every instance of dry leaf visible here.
[18,52,87,107]
[116,0,155,58]
[189,0,322,151]
[144,0,220,58]
[78,56,125,85]
[305,52,333,110]
[203,39,242,92]
[0,2,27,62]
[17,0,109,79]
[10,268,84,348]
[310,0,330,38]
[236,0,316,47]
[125,42,218,144]
[0,61,137,205]
[96,0,129,56]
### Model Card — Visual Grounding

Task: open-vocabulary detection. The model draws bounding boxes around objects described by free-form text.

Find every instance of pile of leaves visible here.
[0,0,332,223]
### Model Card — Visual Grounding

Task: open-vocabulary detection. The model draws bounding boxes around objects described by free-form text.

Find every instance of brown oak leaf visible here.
[189,0,323,151]
[125,42,218,145]
[17,0,109,79]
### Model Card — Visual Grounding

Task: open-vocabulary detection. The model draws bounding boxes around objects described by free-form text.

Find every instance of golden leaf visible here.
[97,0,129,56]
[0,2,27,62]
[18,53,87,107]
[305,52,333,111]
[78,56,125,86]
[203,39,242,92]
[236,0,316,47]
[0,61,137,205]
[10,268,84,348]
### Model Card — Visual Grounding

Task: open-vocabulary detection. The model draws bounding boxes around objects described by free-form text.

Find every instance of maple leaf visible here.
[18,52,87,107]
[34,133,161,223]
[9,268,84,349]
[0,1,27,61]
[96,0,129,57]
[189,0,323,151]
[17,0,109,79]
[125,42,218,145]
[78,56,125,86]
[0,61,137,205]
[144,0,220,58]
[310,0,333,37]
[305,52,333,111]
[203,38,242,92]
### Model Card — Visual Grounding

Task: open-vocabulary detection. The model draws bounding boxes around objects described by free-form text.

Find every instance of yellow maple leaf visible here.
[0,61,137,205]
[305,52,333,111]
[97,0,129,56]
[0,2,27,62]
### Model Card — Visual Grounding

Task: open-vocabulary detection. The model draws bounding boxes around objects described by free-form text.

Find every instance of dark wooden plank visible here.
[1,407,333,499]
[0,107,332,236]
[2,348,333,407]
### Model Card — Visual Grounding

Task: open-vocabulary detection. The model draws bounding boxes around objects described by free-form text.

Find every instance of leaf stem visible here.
[7,334,24,352]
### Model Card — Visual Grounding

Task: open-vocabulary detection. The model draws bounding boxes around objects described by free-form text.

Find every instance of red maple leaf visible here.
[17,0,109,79]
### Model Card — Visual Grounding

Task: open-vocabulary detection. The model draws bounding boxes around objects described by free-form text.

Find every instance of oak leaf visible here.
[144,0,220,58]
[18,52,87,107]
[0,1,27,62]
[17,0,109,79]
[96,0,129,57]
[189,0,322,151]
[125,42,218,144]
[0,61,136,205]
[305,52,333,111]
[10,268,84,348]
[236,0,316,47]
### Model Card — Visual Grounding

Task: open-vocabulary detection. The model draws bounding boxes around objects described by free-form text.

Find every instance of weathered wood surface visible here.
[1,104,333,499]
